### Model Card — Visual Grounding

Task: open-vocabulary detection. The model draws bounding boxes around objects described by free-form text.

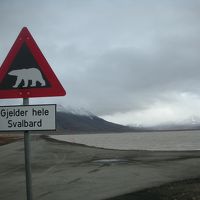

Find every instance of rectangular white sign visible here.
[0,104,56,131]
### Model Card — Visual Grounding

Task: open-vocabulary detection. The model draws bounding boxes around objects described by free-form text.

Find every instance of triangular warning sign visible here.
[0,27,66,99]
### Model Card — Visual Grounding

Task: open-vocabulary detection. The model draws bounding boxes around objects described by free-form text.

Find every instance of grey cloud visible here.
[1,0,200,124]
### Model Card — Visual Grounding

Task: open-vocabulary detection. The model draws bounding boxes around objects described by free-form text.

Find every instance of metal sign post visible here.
[0,27,66,200]
[23,98,32,200]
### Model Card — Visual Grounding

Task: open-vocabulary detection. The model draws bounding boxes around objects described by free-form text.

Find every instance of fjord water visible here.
[51,130,200,151]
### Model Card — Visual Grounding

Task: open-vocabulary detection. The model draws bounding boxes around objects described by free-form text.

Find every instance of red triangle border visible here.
[0,27,66,99]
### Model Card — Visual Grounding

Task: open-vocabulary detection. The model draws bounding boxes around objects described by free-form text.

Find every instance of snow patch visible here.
[57,105,95,118]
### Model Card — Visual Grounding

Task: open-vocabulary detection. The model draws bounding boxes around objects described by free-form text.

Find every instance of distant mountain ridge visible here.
[145,116,200,131]
[56,106,200,132]
[56,106,135,132]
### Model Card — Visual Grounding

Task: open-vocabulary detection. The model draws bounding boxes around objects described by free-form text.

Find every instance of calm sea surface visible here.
[51,130,200,151]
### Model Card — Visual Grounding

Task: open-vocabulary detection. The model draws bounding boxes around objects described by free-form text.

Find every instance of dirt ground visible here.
[106,178,200,200]
[1,135,200,200]
[0,134,23,145]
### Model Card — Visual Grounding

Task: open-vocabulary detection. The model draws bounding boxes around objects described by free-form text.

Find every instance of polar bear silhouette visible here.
[8,68,46,88]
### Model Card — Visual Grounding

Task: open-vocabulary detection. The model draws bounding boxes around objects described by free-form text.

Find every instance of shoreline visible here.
[49,130,200,151]
[47,134,200,152]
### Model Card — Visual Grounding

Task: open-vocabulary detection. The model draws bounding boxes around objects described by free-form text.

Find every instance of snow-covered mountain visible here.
[146,116,200,131]
[180,116,200,125]
[56,105,135,133]
[56,105,200,132]
[57,105,95,117]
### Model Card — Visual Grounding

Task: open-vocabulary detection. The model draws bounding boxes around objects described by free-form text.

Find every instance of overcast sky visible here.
[1,0,200,126]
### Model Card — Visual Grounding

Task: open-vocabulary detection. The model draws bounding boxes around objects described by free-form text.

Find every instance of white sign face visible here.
[0,104,56,131]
